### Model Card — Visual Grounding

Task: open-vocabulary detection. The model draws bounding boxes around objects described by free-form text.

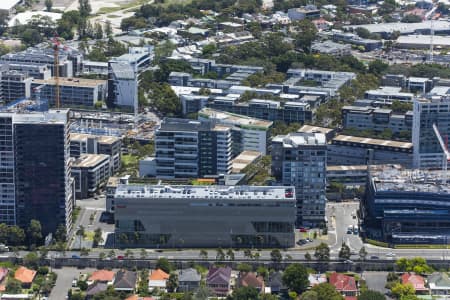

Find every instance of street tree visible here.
[226,248,235,261]
[243,249,253,259]
[23,252,40,269]
[140,249,147,259]
[125,249,133,258]
[216,248,225,261]
[45,0,53,11]
[314,242,330,261]
[27,219,42,247]
[93,228,103,247]
[338,242,351,260]
[270,249,283,263]
[108,249,115,259]
[80,248,90,256]
[55,224,67,242]
[75,225,85,249]
[8,226,25,246]
[156,257,173,273]
[199,249,208,260]
[282,263,309,294]
[395,257,433,274]
[305,252,312,261]
[359,246,368,261]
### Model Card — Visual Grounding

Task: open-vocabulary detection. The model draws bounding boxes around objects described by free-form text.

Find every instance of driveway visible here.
[49,267,96,300]
[362,271,389,295]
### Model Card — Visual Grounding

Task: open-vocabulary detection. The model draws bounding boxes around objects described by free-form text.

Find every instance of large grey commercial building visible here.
[71,154,110,199]
[198,108,272,155]
[114,185,296,248]
[155,118,232,178]
[0,70,33,102]
[0,108,74,237]
[362,165,450,244]
[31,77,107,107]
[342,105,413,135]
[0,46,82,78]
[413,98,450,169]
[272,132,327,226]
[70,133,122,173]
[328,135,413,167]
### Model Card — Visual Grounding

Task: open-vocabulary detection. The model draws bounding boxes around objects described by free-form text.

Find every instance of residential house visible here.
[428,273,450,296]
[309,274,327,287]
[86,282,108,299]
[329,272,358,297]
[148,269,169,292]
[14,267,36,288]
[113,270,137,292]
[178,268,201,292]
[267,272,287,295]
[206,267,232,297]
[401,273,428,293]
[238,272,265,293]
[87,270,115,285]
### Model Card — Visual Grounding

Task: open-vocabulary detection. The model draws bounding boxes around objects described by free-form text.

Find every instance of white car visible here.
[386,252,396,257]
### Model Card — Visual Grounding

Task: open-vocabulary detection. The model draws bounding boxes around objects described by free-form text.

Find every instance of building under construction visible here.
[362,164,450,244]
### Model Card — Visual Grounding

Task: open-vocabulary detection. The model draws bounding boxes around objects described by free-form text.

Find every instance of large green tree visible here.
[358,290,386,300]
[311,283,344,300]
[282,263,309,294]
[338,242,351,260]
[314,243,330,261]
[27,219,42,246]
[229,286,260,300]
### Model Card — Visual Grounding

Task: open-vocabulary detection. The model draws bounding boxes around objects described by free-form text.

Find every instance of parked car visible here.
[347,226,353,234]
[71,254,80,259]
[117,255,124,260]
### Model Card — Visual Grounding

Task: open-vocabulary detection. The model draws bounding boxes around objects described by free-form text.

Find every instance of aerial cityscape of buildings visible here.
[1,0,450,298]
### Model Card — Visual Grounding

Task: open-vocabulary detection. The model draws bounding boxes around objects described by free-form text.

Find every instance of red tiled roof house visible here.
[329,272,358,297]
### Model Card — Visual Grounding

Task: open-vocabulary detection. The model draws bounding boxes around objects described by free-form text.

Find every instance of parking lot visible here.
[69,195,114,249]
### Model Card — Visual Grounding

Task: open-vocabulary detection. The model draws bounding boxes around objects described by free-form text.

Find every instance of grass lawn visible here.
[85,231,95,241]
[96,0,150,15]
[121,154,139,167]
